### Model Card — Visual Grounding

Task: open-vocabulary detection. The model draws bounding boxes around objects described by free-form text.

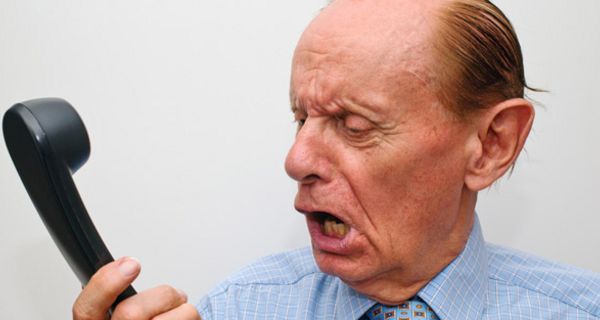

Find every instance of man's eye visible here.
[294,118,306,129]
[341,115,372,136]
[346,126,364,135]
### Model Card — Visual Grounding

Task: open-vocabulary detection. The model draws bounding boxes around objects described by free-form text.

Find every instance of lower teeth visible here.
[322,219,349,238]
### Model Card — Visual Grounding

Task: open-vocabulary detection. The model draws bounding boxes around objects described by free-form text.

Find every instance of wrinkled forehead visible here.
[291,0,441,107]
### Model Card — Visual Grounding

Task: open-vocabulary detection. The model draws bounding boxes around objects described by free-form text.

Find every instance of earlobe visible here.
[464,98,535,191]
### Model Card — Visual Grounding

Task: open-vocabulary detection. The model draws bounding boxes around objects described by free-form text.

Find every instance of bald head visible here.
[292,0,441,110]
[301,0,439,64]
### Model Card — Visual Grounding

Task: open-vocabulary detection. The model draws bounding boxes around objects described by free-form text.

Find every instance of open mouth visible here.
[314,212,350,239]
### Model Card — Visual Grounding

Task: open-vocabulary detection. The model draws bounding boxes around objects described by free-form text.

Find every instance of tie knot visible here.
[360,296,439,320]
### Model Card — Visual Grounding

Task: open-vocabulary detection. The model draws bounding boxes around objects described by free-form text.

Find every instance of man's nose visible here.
[284,120,330,185]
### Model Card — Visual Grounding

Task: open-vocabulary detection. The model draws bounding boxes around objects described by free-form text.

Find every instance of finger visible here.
[112,285,187,320]
[151,303,202,320]
[73,257,141,320]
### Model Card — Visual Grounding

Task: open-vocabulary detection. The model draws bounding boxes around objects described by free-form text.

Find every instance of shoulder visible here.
[486,243,600,318]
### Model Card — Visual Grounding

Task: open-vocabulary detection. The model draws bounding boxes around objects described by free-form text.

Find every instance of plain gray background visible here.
[0,0,598,318]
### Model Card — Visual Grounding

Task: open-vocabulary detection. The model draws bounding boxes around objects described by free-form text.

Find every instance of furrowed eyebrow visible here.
[289,91,300,113]
[290,98,306,114]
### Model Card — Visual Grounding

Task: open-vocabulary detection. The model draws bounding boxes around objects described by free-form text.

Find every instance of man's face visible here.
[285,0,477,302]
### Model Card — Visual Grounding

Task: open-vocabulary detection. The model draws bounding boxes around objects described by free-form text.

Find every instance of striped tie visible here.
[360,296,439,320]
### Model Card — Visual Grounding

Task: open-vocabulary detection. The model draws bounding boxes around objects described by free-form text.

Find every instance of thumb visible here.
[73,257,141,320]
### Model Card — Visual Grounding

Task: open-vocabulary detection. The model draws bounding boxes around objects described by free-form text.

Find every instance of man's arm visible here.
[72,257,201,320]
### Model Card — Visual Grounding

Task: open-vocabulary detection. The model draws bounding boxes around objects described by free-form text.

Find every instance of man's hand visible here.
[73,257,201,320]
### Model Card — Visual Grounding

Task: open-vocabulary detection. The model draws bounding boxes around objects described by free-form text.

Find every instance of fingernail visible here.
[118,257,140,277]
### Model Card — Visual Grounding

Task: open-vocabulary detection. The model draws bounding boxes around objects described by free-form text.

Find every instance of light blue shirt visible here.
[196,217,600,319]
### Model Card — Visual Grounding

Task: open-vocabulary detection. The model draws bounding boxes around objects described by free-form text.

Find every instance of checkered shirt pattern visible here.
[196,215,600,319]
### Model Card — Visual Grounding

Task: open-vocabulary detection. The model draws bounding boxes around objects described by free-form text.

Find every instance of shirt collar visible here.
[417,214,489,319]
[334,215,489,319]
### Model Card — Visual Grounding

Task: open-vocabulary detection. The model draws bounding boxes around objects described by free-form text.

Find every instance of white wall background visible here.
[0,0,598,318]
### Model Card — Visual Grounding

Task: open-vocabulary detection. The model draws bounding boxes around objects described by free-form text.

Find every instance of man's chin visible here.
[312,247,372,283]
[313,249,424,304]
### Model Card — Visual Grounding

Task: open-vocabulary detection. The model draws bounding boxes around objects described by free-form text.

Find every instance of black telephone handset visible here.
[3,98,136,311]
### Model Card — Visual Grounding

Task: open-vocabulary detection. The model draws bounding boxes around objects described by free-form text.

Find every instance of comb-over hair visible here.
[432,0,538,117]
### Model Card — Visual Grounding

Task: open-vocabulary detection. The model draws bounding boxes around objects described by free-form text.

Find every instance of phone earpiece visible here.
[19,98,90,174]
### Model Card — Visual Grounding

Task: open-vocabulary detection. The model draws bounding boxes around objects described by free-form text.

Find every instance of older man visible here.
[73,0,600,319]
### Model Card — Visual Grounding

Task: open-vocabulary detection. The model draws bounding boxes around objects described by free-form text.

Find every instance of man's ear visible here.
[464,98,535,191]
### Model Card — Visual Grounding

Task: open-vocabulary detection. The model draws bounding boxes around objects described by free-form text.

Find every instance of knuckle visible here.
[115,304,144,320]
[72,303,93,320]
[72,292,98,320]
[157,285,181,302]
